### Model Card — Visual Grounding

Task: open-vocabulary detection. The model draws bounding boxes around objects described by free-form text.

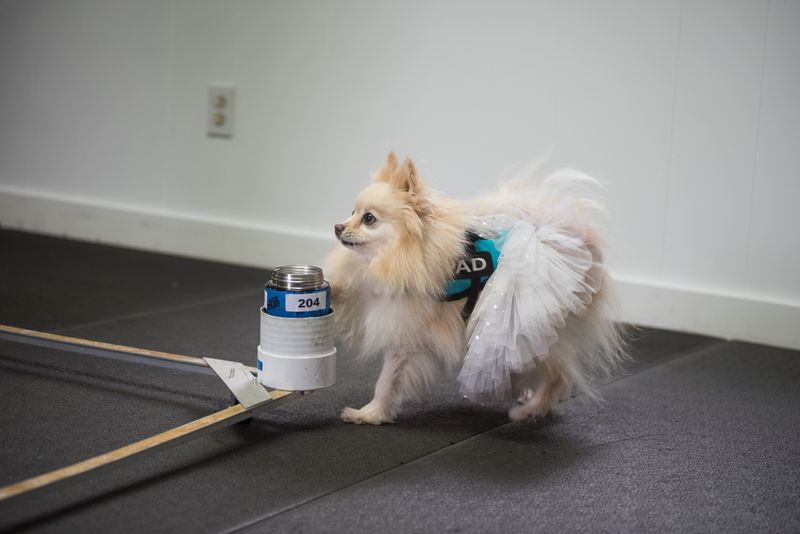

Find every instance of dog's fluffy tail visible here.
[466,163,628,398]
[471,163,608,241]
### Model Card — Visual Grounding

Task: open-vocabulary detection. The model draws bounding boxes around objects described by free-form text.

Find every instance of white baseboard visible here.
[615,276,800,350]
[0,186,334,268]
[2,186,798,351]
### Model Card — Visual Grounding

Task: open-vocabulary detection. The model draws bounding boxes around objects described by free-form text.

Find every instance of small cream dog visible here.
[325,153,624,425]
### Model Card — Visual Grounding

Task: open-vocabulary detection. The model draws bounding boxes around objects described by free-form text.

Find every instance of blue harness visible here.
[443,231,504,320]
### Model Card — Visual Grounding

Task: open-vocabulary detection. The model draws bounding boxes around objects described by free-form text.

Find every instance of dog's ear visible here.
[389,158,421,194]
[373,151,399,183]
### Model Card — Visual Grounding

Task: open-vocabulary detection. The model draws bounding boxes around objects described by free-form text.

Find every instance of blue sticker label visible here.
[263,284,332,318]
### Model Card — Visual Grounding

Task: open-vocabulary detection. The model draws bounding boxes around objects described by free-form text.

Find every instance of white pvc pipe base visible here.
[257,309,336,391]
[257,345,336,391]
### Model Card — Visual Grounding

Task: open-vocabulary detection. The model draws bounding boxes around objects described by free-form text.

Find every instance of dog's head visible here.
[334,152,429,258]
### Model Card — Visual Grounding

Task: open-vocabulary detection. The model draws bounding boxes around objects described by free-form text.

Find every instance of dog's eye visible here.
[351,210,355,216]
[362,212,376,226]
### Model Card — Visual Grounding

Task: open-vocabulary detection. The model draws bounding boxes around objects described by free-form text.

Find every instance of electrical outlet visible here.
[207,86,235,138]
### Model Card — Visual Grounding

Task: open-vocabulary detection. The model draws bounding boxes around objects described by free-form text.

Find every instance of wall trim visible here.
[0,186,334,268]
[615,276,800,350]
[2,186,798,351]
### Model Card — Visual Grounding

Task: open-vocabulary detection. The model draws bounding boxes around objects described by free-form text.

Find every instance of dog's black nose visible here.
[334,223,345,237]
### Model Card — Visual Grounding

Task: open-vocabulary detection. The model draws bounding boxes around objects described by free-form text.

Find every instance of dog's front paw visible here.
[341,405,394,425]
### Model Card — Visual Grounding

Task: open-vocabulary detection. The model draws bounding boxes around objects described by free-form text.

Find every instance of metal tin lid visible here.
[268,265,326,291]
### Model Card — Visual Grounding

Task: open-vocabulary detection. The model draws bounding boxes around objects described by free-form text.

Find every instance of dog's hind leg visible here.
[508,362,569,423]
[341,350,436,425]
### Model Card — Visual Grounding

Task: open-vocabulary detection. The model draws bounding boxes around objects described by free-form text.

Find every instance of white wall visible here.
[1,1,798,348]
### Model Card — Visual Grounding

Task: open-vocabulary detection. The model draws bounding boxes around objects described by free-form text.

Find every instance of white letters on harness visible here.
[455,257,488,275]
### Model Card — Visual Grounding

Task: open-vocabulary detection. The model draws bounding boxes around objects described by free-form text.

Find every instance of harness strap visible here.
[443,231,501,321]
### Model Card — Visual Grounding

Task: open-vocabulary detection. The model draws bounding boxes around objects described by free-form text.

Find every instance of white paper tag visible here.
[285,291,327,312]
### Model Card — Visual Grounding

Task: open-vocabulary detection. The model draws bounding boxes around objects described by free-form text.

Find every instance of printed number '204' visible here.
[297,297,320,308]
[285,291,326,312]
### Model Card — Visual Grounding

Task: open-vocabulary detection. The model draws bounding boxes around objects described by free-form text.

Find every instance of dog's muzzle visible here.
[334,224,361,248]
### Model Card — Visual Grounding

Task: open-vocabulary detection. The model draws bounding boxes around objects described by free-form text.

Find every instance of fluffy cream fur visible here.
[325,153,625,425]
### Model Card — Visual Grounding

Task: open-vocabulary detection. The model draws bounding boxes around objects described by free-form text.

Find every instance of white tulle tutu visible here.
[456,214,599,403]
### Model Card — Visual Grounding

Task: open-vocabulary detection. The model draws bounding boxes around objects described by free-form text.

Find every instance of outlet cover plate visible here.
[207,85,235,138]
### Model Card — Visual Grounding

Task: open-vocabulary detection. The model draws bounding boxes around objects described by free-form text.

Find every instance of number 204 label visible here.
[285,291,327,312]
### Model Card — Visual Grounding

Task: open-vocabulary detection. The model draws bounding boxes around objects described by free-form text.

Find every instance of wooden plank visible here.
[0,389,297,502]
[0,324,301,501]
[0,404,247,501]
[0,324,258,374]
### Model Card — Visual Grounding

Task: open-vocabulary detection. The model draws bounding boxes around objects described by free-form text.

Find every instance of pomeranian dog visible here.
[325,152,625,425]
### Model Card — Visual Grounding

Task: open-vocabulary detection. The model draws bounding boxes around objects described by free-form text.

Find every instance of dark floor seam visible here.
[53,288,258,334]
[603,337,727,387]
[224,337,730,532]
[221,434,489,534]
